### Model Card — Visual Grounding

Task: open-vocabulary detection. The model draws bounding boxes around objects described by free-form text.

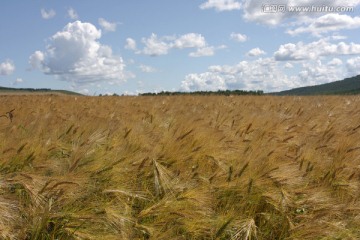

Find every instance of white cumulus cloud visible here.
[125,38,137,51]
[13,78,23,86]
[181,55,360,93]
[181,72,227,91]
[200,0,242,11]
[137,33,222,57]
[29,51,45,69]
[347,57,360,75]
[0,59,15,75]
[139,64,158,73]
[181,58,296,92]
[190,45,226,57]
[288,14,360,36]
[98,18,117,32]
[189,46,215,57]
[328,58,343,66]
[247,47,266,57]
[284,62,294,68]
[41,8,56,19]
[141,33,172,56]
[29,21,131,84]
[230,32,248,42]
[274,39,360,61]
[78,88,90,95]
[173,33,206,49]
[15,78,23,83]
[68,8,78,20]
[331,35,347,40]
[298,59,346,86]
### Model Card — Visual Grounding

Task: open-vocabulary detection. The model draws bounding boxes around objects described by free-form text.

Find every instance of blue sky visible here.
[1,0,360,95]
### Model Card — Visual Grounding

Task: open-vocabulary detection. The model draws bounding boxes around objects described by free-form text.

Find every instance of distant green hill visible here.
[0,86,81,95]
[140,89,264,96]
[274,75,360,96]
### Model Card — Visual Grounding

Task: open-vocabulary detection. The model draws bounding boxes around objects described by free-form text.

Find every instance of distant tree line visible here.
[0,87,81,95]
[140,90,264,96]
[0,87,52,92]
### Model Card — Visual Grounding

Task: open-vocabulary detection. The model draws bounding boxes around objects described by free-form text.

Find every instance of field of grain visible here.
[0,95,359,239]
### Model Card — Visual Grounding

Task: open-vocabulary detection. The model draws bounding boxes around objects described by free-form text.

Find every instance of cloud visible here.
[230,32,248,42]
[181,58,296,92]
[30,21,131,84]
[139,64,157,73]
[284,62,294,68]
[199,0,241,11]
[29,51,45,69]
[328,58,343,66]
[181,72,227,91]
[190,45,227,57]
[68,8,78,20]
[331,34,347,40]
[242,0,360,26]
[125,38,137,51]
[347,57,360,75]
[242,0,286,25]
[287,14,360,36]
[78,88,90,95]
[136,33,221,57]
[41,8,56,19]
[189,46,215,57]
[15,78,23,83]
[173,33,206,49]
[0,59,15,75]
[180,55,360,92]
[247,47,266,57]
[13,78,23,86]
[297,59,346,86]
[98,18,117,32]
[274,39,360,61]
[141,33,172,56]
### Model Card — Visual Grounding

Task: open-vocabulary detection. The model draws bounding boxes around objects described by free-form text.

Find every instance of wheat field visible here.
[0,94,359,239]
